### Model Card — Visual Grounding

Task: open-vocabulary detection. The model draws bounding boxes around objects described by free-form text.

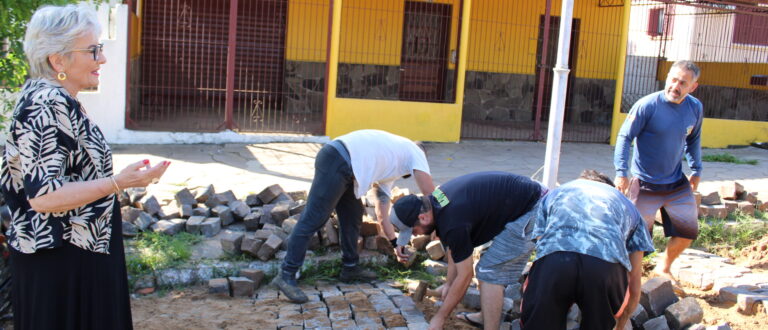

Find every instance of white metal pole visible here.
[542,0,575,189]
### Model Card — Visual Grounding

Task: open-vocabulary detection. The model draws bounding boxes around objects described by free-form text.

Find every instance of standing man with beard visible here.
[614,60,703,282]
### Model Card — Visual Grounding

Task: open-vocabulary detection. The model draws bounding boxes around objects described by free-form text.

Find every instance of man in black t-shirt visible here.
[390,172,545,330]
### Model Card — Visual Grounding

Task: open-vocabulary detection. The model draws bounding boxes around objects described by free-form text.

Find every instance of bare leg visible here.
[655,237,692,280]
[480,281,504,330]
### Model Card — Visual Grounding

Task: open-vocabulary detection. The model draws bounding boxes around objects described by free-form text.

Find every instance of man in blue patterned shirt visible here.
[521,170,655,330]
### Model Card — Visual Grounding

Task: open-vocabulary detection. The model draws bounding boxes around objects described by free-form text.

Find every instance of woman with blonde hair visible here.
[1,4,168,329]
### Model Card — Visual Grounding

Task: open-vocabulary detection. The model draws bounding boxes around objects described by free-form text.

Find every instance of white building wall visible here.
[78,3,328,145]
[627,2,768,63]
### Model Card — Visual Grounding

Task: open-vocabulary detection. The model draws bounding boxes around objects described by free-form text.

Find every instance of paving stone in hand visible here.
[426,240,446,260]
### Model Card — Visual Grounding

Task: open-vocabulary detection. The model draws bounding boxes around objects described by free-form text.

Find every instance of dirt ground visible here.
[128,255,768,330]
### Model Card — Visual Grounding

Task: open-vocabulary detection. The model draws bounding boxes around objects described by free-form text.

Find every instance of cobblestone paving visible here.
[664,249,768,314]
[249,282,428,330]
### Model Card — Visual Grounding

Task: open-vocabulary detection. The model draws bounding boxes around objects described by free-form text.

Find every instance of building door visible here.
[532,15,580,122]
[399,1,451,102]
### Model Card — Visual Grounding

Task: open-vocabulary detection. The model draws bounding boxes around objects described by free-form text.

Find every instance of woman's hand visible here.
[114,159,170,189]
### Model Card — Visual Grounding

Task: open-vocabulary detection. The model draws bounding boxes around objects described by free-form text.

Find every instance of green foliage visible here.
[372,254,441,288]
[651,212,768,257]
[125,232,202,276]
[300,259,344,285]
[702,153,758,165]
[0,0,102,129]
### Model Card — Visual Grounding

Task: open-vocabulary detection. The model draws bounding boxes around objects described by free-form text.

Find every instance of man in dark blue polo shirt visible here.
[615,60,703,282]
[390,171,544,330]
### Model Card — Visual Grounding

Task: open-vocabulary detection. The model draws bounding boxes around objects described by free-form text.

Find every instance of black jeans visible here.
[281,143,364,276]
[521,251,628,330]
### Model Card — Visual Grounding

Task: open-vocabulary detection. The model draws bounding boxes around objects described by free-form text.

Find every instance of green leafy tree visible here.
[0,0,92,129]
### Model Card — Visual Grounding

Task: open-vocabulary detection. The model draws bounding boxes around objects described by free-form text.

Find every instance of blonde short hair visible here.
[23,4,101,79]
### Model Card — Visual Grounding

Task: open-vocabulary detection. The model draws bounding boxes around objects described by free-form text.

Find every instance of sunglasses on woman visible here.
[71,43,104,61]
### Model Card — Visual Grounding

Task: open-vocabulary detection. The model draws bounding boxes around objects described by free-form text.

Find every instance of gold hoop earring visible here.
[57,72,67,81]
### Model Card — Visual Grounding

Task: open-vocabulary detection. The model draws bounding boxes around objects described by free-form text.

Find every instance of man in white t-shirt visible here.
[272,129,435,303]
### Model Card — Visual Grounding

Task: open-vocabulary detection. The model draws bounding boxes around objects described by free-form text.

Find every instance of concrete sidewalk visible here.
[111,140,768,201]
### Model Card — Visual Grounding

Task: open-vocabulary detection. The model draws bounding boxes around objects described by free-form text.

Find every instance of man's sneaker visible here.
[339,265,378,283]
[271,275,308,303]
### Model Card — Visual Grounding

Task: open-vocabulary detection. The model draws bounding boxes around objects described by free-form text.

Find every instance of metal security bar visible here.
[460,1,622,143]
[336,0,461,103]
[127,0,327,134]
[623,0,768,121]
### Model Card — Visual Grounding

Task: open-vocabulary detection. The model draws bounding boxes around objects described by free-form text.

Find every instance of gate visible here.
[399,1,452,102]
[128,0,325,134]
[459,1,620,143]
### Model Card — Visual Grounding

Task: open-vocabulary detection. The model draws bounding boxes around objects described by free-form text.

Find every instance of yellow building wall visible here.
[286,0,460,66]
[466,1,622,80]
[612,113,768,148]
[658,61,768,91]
[286,0,623,80]
[324,0,472,142]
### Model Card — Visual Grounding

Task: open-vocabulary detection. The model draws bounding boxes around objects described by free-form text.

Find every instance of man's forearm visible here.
[435,265,472,319]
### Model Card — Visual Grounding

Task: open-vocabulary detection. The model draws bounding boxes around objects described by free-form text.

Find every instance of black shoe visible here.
[271,274,308,303]
[339,265,378,283]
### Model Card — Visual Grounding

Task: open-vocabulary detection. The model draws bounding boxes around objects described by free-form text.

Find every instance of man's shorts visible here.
[474,206,536,285]
[628,177,698,240]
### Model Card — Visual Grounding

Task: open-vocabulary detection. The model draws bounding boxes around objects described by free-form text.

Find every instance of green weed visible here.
[125,232,202,277]
[702,153,758,165]
[372,254,442,288]
[651,213,768,257]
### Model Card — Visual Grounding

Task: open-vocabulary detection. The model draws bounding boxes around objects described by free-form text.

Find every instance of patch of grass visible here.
[372,254,442,288]
[126,232,202,276]
[300,259,343,285]
[702,153,758,165]
[651,212,768,257]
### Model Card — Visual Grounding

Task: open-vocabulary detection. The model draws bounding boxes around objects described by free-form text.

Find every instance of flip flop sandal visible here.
[456,311,483,329]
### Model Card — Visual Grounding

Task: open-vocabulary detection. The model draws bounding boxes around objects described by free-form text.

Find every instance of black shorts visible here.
[521,251,628,330]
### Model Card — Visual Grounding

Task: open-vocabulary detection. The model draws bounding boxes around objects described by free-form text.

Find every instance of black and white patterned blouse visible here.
[1,78,116,254]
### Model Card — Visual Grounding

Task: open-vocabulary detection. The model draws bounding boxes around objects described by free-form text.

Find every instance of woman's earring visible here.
[57,72,67,81]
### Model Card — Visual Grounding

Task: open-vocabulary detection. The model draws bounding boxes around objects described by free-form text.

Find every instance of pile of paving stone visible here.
[119,184,416,262]
[697,181,767,219]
